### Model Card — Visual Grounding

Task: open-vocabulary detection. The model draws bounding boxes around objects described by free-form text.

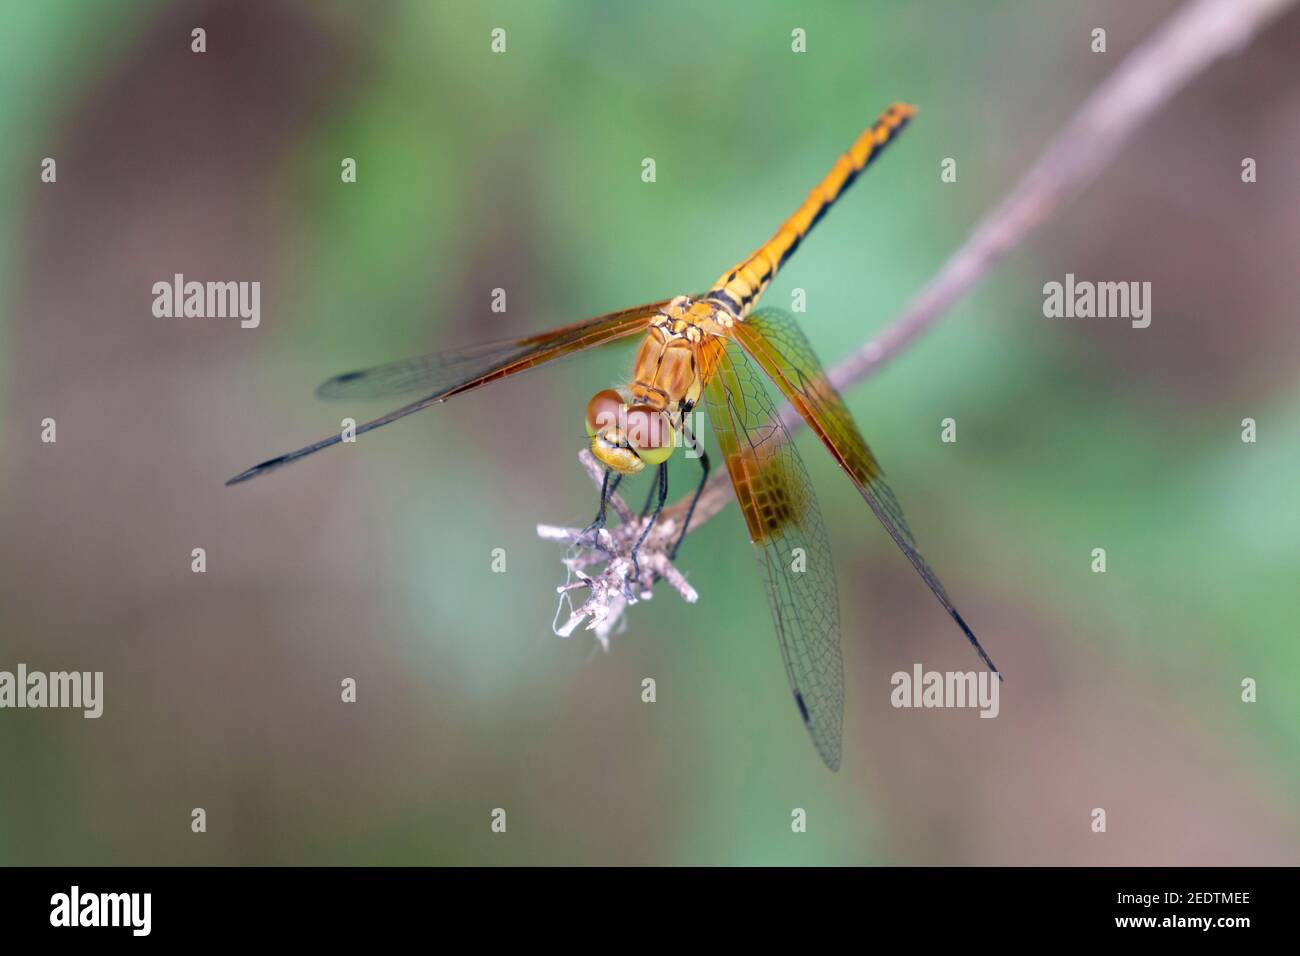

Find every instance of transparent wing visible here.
[226,299,667,485]
[315,338,561,400]
[730,308,1000,676]
[703,338,843,770]
[315,300,664,400]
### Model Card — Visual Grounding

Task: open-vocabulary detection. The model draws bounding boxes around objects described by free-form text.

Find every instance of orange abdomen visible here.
[708,102,917,319]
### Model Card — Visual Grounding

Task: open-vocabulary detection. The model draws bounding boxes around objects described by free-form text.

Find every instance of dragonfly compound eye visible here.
[625,406,676,465]
[585,389,625,437]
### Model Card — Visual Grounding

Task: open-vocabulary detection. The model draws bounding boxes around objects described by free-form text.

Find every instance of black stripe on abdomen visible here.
[706,289,742,316]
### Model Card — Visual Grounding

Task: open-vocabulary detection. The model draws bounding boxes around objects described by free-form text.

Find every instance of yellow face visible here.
[585,390,677,475]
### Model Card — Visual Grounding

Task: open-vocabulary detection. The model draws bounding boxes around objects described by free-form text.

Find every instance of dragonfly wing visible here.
[316,338,561,400]
[226,299,667,485]
[703,338,843,771]
[729,308,1000,676]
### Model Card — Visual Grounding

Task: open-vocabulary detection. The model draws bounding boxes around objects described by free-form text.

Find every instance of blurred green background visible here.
[1,0,1297,865]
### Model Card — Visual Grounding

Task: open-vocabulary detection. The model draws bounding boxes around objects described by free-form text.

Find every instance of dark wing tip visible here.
[225,456,286,486]
[949,607,1003,680]
[794,690,811,724]
[794,691,842,771]
[315,372,363,399]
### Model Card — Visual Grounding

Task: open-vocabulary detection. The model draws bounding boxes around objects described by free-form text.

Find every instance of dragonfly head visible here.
[585,389,676,475]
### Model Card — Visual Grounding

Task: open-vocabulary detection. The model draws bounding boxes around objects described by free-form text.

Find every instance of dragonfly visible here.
[228,102,1000,770]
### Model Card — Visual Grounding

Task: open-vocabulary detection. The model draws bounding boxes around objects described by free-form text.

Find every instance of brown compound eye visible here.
[625,405,676,464]
[585,389,624,436]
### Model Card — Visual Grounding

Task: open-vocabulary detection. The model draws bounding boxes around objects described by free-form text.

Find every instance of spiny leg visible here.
[638,472,661,518]
[580,469,623,547]
[630,461,667,582]
[671,423,710,559]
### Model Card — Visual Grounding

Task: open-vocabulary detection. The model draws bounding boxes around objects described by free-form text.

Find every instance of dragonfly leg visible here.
[580,469,623,548]
[638,472,660,518]
[670,424,710,559]
[630,461,667,581]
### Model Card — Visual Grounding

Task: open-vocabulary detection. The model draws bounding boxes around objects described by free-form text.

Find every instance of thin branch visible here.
[540,0,1296,637]
[830,0,1297,391]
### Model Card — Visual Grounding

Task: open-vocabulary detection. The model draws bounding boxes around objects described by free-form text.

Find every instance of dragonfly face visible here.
[584,387,676,475]
[227,101,1003,771]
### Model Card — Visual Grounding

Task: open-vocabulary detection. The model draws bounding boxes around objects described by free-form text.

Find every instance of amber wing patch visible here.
[703,339,843,770]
